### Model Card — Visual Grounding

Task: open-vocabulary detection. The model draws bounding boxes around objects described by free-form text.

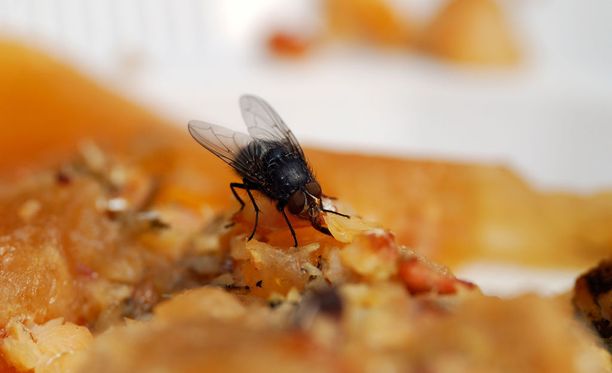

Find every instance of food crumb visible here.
[314,287,343,318]
[256,280,263,288]
[18,199,41,222]
[267,32,313,58]
[107,198,128,212]
[79,140,107,172]
[0,245,15,257]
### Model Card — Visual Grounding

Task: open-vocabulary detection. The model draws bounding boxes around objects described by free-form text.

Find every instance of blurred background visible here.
[1,0,611,191]
[0,0,611,295]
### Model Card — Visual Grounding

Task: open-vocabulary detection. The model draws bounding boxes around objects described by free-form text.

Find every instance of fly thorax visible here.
[273,161,307,187]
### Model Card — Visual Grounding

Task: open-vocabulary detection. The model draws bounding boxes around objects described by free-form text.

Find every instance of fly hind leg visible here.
[229,182,247,212]
[245,188,260,241]
[227,183,260,241]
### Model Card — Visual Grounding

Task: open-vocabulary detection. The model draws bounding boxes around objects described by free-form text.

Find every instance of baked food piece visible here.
[0,40,610,372]
[419,0,520,65]
[3,40,611,269]
[1,161,609,372]
[268,0,521,67]
[324,0,413,46]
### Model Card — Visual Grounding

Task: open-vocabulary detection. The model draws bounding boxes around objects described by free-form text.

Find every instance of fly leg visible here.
[311,218,332,236]
[245,188,260,241]
[320,199,350,219]
[225,182,247,228]
[280,206,299,247]
[229,182,247,212]
[320,194,349,218]
[227,183,260,241]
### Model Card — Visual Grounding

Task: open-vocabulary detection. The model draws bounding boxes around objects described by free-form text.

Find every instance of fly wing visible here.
[239,95,305,157]
[188,120,262,182]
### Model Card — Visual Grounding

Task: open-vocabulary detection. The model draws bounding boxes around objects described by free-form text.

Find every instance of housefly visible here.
[188,95,348,247]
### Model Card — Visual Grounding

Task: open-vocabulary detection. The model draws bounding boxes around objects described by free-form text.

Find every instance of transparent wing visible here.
[239,95,305,157]
[188,120,259,180]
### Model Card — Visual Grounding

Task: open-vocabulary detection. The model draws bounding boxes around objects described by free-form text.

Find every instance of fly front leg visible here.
[321,209,350,218]
[311,218,332,236]
[319,199,350,219]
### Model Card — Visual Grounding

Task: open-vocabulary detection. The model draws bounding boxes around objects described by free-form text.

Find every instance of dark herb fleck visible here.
[56,170,72,185]
[585,260,612,297]
[268,299,283,309]
[312,287,343,318]
[148,217,170,230]
[592,319,612,339]
[224,284,251,294]
[293,287,343,328]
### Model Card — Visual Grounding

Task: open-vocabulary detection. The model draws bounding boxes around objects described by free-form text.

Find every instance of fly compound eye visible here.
[287,191,306,215]
[305,181,322,198]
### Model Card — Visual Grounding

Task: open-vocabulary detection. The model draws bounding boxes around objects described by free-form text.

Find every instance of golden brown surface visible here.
[0,40,611,372]
[2,40,610,270]
[310,152,612,267]
[324,0,413,46]
[1,317,92,372]
[0,41,167,174]
[266,0,414,57]
[268,0,520,66]
[74,290,609,373]
[419,0,520,65]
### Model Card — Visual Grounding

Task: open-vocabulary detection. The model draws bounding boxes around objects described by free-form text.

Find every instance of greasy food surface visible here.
[0,40,610,372]
[0,145,473,329]
[1,40,610,269]
[77,291,608,373]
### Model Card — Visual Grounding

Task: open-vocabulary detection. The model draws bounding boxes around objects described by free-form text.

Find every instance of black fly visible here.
[188,95,348,247]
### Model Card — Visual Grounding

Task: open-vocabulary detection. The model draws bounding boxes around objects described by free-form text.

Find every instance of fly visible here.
[188,95,349,247]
